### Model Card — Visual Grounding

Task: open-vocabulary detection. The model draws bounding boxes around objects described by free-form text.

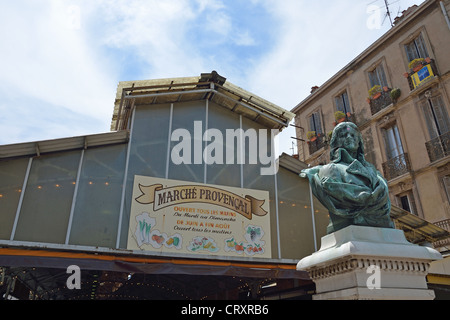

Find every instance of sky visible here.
[0,0,426,157]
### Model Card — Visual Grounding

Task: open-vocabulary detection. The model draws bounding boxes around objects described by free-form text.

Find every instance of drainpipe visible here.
[441,1,450,31]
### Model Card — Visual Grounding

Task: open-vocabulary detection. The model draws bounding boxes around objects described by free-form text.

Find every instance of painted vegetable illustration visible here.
[152,234,164,244]
[187,236,218,252]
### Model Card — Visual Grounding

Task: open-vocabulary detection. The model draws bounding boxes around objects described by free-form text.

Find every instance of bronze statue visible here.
[301,122,394,234]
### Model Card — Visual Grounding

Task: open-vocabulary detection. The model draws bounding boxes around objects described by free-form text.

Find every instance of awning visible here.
[0,247,312,300]
[390,206,450,245]
[0,248,307,280]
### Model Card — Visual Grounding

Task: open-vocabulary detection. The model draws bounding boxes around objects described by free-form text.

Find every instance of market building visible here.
[0,72,335,300]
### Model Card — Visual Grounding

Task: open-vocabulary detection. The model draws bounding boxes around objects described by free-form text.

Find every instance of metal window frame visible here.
[64,149,85,245]
[9,157,33,241]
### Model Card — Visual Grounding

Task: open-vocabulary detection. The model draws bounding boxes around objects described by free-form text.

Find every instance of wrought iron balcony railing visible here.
[425,131,450,163]
[307,134,326,155]
[369,90,393,115]
[433,219,450,249]
[382,153,411,181]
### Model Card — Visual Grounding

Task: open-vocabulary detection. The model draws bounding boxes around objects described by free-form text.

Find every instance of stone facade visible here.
[291,0,450,225]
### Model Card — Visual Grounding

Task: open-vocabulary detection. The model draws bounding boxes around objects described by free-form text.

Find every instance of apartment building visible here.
[291,0,450,227]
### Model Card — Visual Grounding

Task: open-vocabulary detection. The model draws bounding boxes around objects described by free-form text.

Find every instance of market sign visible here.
[127,175,272,258]
[411,64,435,89]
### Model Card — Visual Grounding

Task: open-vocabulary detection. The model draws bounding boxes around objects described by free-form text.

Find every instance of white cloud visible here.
[233,30,257,46]
[0,1,117,143]
[0,2,114,118]
[0,0,426,151]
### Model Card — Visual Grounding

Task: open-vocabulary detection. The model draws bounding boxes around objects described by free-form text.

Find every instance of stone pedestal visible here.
[297,225,442,300]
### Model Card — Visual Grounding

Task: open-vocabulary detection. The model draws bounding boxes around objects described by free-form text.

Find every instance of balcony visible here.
[382,153,411,181]
[433,219,450,250]
[425,131,450,163]
[369,89,393,116]
[307,134,326,155]
[405,58,438,91]
[333,112,357,126]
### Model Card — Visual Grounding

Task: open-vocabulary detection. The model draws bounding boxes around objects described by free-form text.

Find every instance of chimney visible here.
[310,86,320,94]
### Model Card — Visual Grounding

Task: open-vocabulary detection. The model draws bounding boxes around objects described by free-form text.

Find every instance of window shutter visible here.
[415,33,429,59]
[369,71,377,88]
[342,92,350,114]
[310,112,323,135]
[443,175,450,203]
[405,42,417,62]
[377,64,388,88]
[369,65,388,88]
[431,96,450,135]
[335,96,344,113]
[422,99,439,139]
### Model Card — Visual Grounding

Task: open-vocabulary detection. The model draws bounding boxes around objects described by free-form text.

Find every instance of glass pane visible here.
[310,112,322,134]
[241,116,279,257]
[405,42,418,62]
[335,96,344,113]
[393,125,404,154]
[368,71,376,88]
[276,167,328,259]
[128,104,171,179]
[342,91,350,113]
[416,34,429,59]
[119,104,172,248]
[384,126,403,159]
[206,101,241,187]
[168,101,207,183]
[377,64,388,88]
[400,195,411,212]
[68,144,127,248]
[14,151,80,243]
[0,158,29,240]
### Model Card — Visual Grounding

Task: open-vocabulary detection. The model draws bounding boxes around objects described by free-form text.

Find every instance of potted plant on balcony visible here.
[408,58,425,72]
[333,111,346,126]
[390,88,401,102]
[368,85,382,100]
[307,131,317,143]
[327,130,333,142]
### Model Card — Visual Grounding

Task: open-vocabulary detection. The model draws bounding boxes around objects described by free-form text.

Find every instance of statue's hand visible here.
[300,167,320,179]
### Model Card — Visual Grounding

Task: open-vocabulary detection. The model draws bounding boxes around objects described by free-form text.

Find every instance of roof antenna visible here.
[383,0,394,27]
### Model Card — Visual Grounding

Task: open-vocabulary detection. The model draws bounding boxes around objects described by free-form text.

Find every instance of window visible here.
[404,33,429,62]
[368,64,388,88]
[335,91,351,114]
[13,151,80,244]
[309,111,323,135]
[381,124,410,180]
[422,94,450,139]
[443,175,450,203]
[383,124,404,160]
[397,193,417,215]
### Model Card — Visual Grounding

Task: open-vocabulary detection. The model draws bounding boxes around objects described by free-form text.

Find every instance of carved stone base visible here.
[297,225,442,300]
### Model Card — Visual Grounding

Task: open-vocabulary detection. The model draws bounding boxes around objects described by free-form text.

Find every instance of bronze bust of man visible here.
[301,122,394,234]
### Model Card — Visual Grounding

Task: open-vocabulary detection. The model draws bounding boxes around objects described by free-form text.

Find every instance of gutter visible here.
[440,1,450,31]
